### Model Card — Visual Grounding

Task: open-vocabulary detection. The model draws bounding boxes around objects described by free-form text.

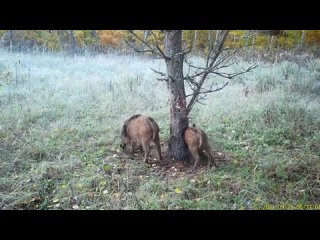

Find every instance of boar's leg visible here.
[154,135,163,160]
[192,150,201,171]
[142,143,150,163]
[129,142,134,154]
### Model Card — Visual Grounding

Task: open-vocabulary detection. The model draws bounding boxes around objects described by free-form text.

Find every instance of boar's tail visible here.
[196,129,203,149]
[147,117,159,141]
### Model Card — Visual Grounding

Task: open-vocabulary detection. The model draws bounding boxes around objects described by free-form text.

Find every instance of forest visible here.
[0,30,319,210]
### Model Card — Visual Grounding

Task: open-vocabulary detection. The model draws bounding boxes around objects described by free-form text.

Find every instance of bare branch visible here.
[126,30,169,59]
[195,99,206,105]
[207,30,230,67]
[212,65,258,79]
[156,78,168,82]
[186,81,229,97]
[124,39,156,54]
[151,68,166,77]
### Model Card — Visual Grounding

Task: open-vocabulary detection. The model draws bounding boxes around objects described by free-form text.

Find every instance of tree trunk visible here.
[208,30,212,47]
[57,30,66,51]
[165,30,189,161]
[67,30,77,54]
[91,30,97,39]
[142,30,150,51]
[192,30,198,55]
[300,30,305,47]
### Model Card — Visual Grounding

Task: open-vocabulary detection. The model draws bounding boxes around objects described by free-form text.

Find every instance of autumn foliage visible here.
[1,30,320,54]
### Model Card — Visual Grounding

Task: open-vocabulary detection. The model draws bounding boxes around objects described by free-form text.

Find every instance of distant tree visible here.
[57,30,78,54]
[300,30,305,46]
[192,30,198,55]
[67,30,78,54]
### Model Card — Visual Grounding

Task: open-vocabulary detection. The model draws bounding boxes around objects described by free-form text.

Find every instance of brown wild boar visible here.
[120,114,163,163]
[184,125,217,170]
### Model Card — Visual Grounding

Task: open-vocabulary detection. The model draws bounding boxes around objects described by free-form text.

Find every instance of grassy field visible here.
[0,50,320,210]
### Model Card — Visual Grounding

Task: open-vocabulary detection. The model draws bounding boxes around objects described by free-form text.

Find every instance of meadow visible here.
[0,49,319,209]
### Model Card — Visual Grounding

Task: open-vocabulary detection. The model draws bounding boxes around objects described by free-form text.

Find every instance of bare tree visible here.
[300,30,306,47]
[126,30,257,161]
[192,30,198,55]
[57,30,78,54]
[91,30,97,39]
[67,30,77,54]
[142,30,150,51]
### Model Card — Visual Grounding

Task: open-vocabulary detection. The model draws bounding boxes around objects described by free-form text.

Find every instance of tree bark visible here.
[300,30,305,47]
[91,30,97,39]
[142,30,150,51]
[165,30,189,161]
[192,30,198,55]
[67,30,77,54]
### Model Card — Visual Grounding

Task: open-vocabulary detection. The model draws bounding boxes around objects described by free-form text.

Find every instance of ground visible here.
[0,50,320,210]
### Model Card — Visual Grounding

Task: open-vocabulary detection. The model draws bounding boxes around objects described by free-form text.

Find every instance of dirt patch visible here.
[149,151,229,179]
[103,141,230,181]
[118,143,230,180]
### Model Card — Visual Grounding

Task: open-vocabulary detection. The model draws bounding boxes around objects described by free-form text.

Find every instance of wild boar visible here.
[184,125,216,170]
[120,114,163,163]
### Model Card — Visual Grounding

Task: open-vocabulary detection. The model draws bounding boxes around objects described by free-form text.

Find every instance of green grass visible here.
[0,50,319,210]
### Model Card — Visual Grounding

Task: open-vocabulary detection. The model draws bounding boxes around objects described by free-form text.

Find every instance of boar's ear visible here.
[121,120,129,136]
[121,125,127,136]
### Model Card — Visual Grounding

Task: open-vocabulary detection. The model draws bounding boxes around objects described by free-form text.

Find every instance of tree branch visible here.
[151,68,166,77]
[126,30,170,60]
[186,81,229,97]
[124,39,156,54]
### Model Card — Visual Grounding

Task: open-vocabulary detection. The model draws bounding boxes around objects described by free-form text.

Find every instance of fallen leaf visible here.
[87,192,94,198]
[54,203,60,208]
[190,179,196,183]
[99,181,107,188]
[160,194,165,199]
[52,199,60,203]
[103,190,108,195]
[175,188,182,194]
[72,205,79,210]
[195,198,201,202]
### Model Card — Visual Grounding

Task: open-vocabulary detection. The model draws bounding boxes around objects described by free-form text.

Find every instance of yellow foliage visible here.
[74,31,85,47]
[98,30,124,47]
[305,30,320,46]
[255,35,268,49]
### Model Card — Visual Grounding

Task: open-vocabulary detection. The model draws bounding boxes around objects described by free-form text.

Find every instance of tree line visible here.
[1,30,320,54]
